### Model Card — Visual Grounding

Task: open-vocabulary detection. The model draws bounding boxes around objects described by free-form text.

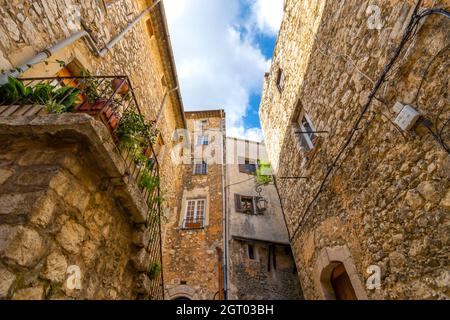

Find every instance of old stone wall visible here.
[229,240,301,300]
[162,111,225,300]
[0,117,154,299]
[260,0,449,299]
[0,0,185,242]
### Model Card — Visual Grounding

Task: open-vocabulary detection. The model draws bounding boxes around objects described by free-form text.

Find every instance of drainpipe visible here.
[155,86,179,126]
[97,0,161,57]
[220,112,228,300]
[0,0,161,84]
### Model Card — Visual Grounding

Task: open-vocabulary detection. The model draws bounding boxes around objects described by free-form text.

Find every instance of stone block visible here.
[0,264,16,298]
[12,286,44,300]
[0,192,45,216]
[56,220,86,254]
[135,273,151,294]
[131,248,150,272]
[404,190,424,210]
[440,189,450,211]
[417,181,440,204]
[0,168,13,184]
[30,191,57,228]
[0,226,46,267]
[132,228,151,248]
[41,251,68,282]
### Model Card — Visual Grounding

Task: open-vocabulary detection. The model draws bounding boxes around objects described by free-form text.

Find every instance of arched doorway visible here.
[330,263,357,300]
[314,246,368,300]
[172,296,191,300]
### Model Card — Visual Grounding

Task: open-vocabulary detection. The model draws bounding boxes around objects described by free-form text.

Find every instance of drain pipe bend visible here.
[0,0,161,84]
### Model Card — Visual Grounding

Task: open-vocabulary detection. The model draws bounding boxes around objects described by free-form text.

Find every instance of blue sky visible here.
[164,0,283,141]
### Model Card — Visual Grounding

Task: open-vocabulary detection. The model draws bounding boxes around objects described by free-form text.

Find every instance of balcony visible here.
[182,217,205,230]
[0,75,164,299]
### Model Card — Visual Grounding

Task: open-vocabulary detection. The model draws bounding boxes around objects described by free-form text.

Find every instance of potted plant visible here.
[74,70,121,131]
[0,76,80,113]
[112,78,130,96]
[185,221,202,229]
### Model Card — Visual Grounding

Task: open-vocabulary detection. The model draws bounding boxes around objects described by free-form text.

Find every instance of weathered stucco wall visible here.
[0,115,160,300]
[225,138,302,300]
[260,0,449,299]
[163,111,225,300]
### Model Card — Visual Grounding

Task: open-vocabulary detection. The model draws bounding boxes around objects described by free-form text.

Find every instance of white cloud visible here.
[227,126,264,142]
[249,0,284,36]
[164,0,282,142]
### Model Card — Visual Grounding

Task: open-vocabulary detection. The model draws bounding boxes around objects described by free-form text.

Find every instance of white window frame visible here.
[183,199,206,229]
[196,119,209,130]
[193,159,208,175]
[196,135,209,146]
[296,111,316,152]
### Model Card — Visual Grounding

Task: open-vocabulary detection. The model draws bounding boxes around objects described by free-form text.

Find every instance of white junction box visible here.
[394,104,420,131]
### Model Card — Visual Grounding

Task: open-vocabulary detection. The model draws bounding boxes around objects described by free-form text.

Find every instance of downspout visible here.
[0,0,161,84]
[155,86,179,126]
[221,112,228,300]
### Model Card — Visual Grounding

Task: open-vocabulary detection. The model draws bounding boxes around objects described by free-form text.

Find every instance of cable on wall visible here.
[289,1,450,243]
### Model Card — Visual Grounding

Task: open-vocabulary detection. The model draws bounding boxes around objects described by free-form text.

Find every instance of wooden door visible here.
[330,263,357,300]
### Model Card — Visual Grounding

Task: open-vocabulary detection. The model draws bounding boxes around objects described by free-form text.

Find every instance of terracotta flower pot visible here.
[186,222,202,229]
[112,78,130,96]
[75,100,120,131]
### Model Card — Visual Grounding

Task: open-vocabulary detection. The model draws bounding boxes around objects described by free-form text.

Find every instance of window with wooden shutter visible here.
[234,194,265,215]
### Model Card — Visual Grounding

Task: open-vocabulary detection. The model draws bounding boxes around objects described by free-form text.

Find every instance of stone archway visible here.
[314,245,368,300]
[165,285,197,300]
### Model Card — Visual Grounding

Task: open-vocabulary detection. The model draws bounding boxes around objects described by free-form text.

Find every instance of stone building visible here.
[225,137,302,300]
[0,0,185,299]
[162,110,226,300]
[259,0,449,299]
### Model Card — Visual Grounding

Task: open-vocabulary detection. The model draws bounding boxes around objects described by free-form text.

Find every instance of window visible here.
[234,194,265,214]
[296,112,317,152]
[196,119,208,130]
[183,199,206,229]
[276,69,285,92]
[196,135,209,146]
[248,244,255,260]
[193,159,208,175]
[239,158,257,174]
[146,19,155,38]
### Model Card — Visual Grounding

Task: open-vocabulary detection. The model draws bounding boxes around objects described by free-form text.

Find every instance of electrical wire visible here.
[289,1,450,243]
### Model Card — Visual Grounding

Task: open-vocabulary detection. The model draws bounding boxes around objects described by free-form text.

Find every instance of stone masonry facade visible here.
[0,115,157,299]
[163,110,226,300]
[0,0,185,300]
[0,0,186,232]
[260,0,449,299]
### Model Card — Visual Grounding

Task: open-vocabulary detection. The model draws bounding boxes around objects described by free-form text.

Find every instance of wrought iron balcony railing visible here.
[182,218,205,230]
[0,75,164,299]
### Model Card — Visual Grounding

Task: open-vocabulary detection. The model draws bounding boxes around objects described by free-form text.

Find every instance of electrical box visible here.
[394,105,420,131]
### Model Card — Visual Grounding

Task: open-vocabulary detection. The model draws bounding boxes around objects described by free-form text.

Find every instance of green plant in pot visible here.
[0,76,80,113]
[256,160,273,186]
